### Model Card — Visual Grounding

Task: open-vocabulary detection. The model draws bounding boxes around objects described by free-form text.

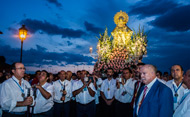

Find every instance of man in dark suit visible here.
[133,64,173,117]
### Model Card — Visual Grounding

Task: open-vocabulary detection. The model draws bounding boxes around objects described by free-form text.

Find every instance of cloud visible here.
[129,0,178,18]
[36,45,47,52]
[150,5,190,32]
[141,28,190,72]
[84,21,104,34]
[143,44,190,72]
[45,0,62,8]
[67,41,72,46]
[0,44,94,67]
[19,19,86,38]
[147,28,190,46]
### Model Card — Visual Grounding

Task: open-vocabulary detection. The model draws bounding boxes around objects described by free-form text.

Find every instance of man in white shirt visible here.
[33,70,54,117]
[53,70,72,117]
[0,62,33,117]
[70,71,80,117]
[100,68,116,117]
[156,70,166,84]
[173,69,190,117]
[166,65,185,111]
[115,68,136,117]
[72,70,96,117]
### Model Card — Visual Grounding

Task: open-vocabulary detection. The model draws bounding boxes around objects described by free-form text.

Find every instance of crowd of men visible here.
[0,62,190,117]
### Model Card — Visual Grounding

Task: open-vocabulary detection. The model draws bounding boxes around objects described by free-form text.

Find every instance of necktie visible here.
[130,81,140,107]
[138,86,148,111]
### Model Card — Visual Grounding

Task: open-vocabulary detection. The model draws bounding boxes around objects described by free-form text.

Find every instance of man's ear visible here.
[46,77,49,81]
[12,69,15,74]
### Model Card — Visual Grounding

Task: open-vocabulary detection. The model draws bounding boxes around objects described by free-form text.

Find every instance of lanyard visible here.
[180,91,190,104]
[108,80,111,90]
[12,78,24,94]
[59,80,65,90]
[173,82,182,95]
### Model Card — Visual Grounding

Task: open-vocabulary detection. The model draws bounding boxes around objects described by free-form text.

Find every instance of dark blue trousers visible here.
[53,101,70,117]
[33,107,54,117]
[76,100,95,117]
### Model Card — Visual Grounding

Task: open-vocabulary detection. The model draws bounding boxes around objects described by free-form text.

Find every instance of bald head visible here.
[145,64,157,73]
[140,64,157,85]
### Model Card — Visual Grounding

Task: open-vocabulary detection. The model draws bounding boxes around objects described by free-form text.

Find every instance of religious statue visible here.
[111,10,133,49]
[93,10,147,73]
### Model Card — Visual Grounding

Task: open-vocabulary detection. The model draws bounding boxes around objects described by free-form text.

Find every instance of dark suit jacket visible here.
[133,79,173,117]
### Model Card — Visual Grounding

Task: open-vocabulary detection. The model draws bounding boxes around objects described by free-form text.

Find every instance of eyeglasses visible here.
[16,67,26,70]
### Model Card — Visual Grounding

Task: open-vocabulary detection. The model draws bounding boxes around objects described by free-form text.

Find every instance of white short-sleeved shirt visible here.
[72,80,96,104]
[157,78,166,84]
[33,82,54,114]
[0,76,32,112]
[173,89,190,117]
[166,79,185,110]
[0,83,2,116]
[115,78,136,103]
[100,78,116,99]
[53,79,72,103]
[95,78,103,104]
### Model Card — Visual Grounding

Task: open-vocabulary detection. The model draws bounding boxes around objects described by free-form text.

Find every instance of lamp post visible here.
[89,46,93,54]
[19,25,28,62]
[89,46,98,60]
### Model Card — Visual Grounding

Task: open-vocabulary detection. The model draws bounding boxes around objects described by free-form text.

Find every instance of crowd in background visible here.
[0,62,189,117]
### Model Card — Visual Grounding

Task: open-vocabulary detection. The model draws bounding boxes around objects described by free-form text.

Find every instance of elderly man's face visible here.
[140,66,155,85]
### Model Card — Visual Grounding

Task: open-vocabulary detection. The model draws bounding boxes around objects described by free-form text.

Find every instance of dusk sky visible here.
[0,0,190,74]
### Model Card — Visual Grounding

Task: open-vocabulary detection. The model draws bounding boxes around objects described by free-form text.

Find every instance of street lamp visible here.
[19,25,28,62]
[89,46,98,60]
[89,46,93,54]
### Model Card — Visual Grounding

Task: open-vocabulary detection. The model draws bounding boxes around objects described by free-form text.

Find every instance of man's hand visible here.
[62,90,67,95]
[122,78,125,86]
[116,81,120,89]
[61,96,65,101]
[106,99,113,106]
[87,79,92,87]
[23,96,33,106]
[35,84,42,89]
[93,76,96,82]
[93,75,98,79]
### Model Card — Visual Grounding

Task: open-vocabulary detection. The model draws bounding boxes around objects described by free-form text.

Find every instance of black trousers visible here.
[76,100,95,117]
[70,99,77,117]
[53,101,70,117]
[33,107,53,117]
[101,100,115,117]
[2,111,26,117]
[115,100,133,117]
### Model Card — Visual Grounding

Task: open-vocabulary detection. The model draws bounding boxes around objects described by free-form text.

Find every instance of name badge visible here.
[173,96,177,103]
[121,91,127,96]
